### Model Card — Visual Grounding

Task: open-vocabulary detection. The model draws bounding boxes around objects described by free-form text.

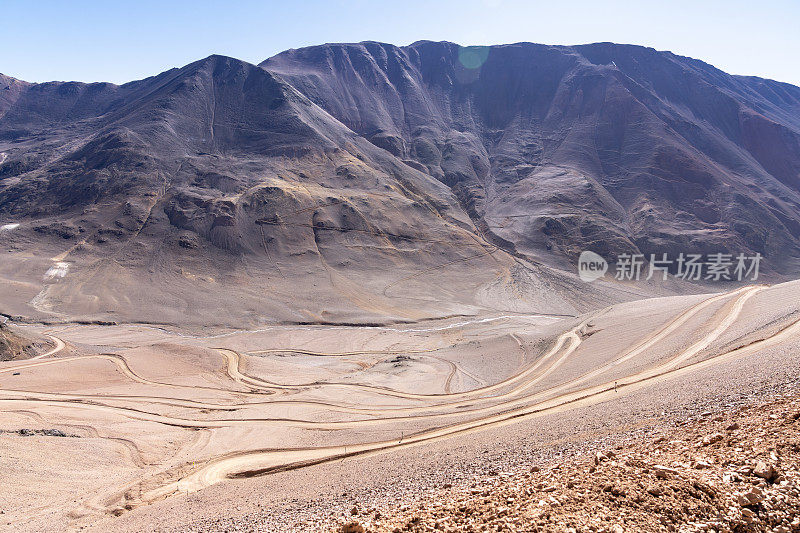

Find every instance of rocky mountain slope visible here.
[264,41,800,273]
[1,42,799,325]
[0,322,34,361]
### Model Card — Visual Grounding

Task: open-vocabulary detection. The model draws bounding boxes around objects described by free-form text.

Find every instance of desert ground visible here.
[2,279,800,531]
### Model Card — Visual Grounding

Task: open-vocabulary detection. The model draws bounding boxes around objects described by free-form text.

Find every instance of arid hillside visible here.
[0,323,33,361]
[2,43,800,326]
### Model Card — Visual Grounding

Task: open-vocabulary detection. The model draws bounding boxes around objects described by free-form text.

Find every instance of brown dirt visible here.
[333,394,800,533]
[0,323,34,361]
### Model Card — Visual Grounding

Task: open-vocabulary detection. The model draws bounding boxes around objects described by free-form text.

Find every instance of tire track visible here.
[0,288,764,432]
[128,286,796,508]
[0,287,755,426]
[30,335,66,360]
[213,286,750,409]
[1,353,275,397]
[0,285,778,517]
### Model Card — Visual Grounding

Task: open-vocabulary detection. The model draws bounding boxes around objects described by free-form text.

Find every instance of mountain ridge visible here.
[1,41,799,326]
[262,40,800,272]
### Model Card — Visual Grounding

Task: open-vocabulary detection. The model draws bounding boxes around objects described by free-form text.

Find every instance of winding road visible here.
[1,283,796,517]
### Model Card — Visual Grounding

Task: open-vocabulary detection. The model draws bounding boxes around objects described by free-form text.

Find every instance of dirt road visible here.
[2,282,799,531]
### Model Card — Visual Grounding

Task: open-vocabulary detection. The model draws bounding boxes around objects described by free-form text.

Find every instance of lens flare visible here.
[458,46,490,70]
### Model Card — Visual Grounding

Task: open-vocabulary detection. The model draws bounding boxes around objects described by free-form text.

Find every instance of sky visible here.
[3,0,800,86]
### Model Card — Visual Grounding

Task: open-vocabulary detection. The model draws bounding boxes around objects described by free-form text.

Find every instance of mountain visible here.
[0,54,608,326]
[263,41,800,272]
[0,322,34,360]
[1,42,799,326]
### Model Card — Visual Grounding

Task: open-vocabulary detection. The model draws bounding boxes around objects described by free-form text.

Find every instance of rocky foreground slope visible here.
[332,393,800,533]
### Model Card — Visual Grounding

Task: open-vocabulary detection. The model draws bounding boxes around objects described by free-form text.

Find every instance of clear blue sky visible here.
[4,0,800,86]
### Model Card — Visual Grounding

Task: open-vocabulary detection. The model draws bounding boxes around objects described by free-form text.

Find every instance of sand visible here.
[1,280,800,531]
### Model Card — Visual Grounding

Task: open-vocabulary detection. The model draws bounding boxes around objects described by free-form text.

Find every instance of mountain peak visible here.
[3,41,800,325]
